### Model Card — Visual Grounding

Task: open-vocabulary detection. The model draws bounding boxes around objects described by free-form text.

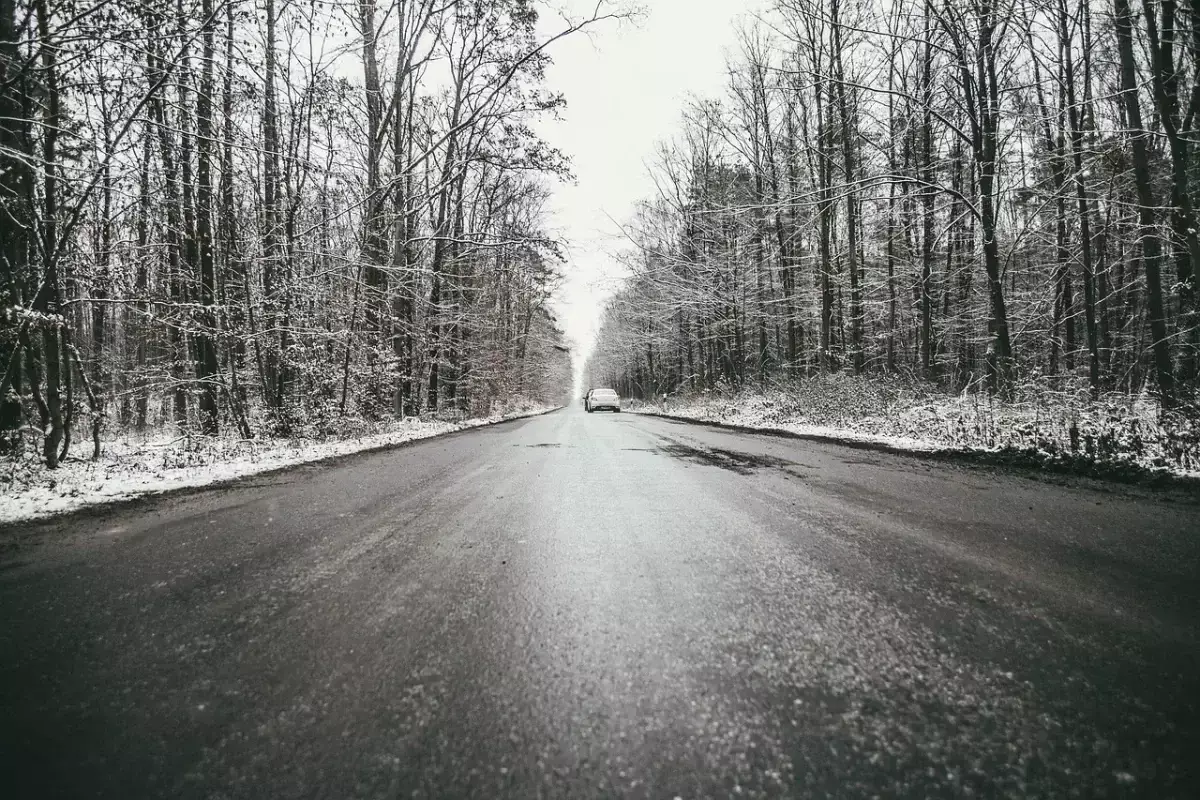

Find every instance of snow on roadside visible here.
[632,387,1200,480]
[634,402,945,453]
[0,406,556,525]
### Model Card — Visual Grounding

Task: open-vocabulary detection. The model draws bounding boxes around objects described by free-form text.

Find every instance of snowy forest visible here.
[1,0,601,470]
[587,0,1200,440]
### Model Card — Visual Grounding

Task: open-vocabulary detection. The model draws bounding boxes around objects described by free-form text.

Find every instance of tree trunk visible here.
[1114,0,1176,404]
[194,0,219,434]
[261,0,283,415]
[831,0,863,373]
[920,8,935,378]
[1060,0,1101,394]
[0,0,32,448]
[34,0,64,468]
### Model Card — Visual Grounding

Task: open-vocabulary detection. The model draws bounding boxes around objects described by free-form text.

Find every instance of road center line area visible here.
[2,408,1198,798]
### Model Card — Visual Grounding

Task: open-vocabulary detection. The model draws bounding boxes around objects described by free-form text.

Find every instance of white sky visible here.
[536,0,767,371]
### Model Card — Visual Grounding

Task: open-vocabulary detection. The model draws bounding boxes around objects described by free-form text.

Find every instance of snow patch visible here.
[632,381,1200,480]
[1,406,556,525]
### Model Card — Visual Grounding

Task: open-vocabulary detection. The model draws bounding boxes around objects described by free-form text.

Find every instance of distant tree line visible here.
[588,0,1199,411]
[1,0,610,467]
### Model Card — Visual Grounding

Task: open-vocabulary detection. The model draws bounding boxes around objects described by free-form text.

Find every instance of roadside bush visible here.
[646,374,1200,476]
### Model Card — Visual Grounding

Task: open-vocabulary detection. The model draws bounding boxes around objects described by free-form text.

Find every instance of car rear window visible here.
[592,390,617,399]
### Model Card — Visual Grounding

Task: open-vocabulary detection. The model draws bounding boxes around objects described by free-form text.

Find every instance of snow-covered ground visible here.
[632,380,1200,480]
[639,398,944,453]
[0,406,557,525]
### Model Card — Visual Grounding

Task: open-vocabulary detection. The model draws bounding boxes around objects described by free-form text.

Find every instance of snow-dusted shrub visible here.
[642,375,1199,477]
[2,403,558,523]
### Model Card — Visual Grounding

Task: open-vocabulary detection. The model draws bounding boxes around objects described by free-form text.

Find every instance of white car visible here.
[585,388,622,413]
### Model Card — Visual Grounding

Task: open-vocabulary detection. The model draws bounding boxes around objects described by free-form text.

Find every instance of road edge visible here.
[635,409,1200,498]
[1,406,563,532]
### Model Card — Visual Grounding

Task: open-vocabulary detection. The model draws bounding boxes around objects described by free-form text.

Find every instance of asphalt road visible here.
[2,408,1198,798]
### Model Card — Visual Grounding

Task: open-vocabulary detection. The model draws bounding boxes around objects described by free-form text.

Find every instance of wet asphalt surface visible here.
[1,408,1198,799]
